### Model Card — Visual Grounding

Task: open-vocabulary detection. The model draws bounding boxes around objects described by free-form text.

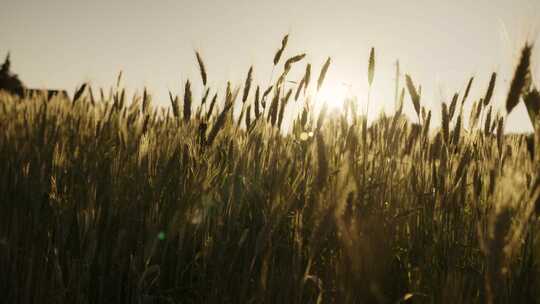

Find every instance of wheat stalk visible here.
[507,44,532,113]
[242,66,253,103]
[461,76,474,107]
[195,51,207,86]
[273,34,289,66]
[484,72,497,106]
[183,80,192,122]
[317,57,331,92]
[405,75,421,119]
[368,47,375,87]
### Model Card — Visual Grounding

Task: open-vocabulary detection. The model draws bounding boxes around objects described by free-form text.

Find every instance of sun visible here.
[316,82,350,110]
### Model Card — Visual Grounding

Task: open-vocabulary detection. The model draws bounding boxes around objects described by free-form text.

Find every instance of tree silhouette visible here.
[0,53,25,97]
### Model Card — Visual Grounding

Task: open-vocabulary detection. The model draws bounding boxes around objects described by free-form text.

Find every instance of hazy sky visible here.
[1,0,539,132]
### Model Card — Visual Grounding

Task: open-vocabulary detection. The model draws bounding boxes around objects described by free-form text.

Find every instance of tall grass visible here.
[0,37,540,304]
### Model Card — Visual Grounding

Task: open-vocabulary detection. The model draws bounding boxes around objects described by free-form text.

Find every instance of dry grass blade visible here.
[268,87,280,126]
[276,70,288,88]
[455,148,471,184]
[397,87,405,114]
[99,87,105,101]
[423,110,431,138]
[201,88,210,106]
[462,77,474,106]
[142,87,150,113]
[507,44,532,114]
[278,89,292,129]
[484,106,492,135]
[141,113,150,135]
[73,83,87,103]
[490,112,499,134]
[441,102,449,143]
[452,113,462,145]
[294,63,311,101]
[254,86,261,118]
[183,80,192,122]
[295,77,305,101]
[273,34,289,66]
[116,70,123,88]
[304,63,311,91]
[449,93,459,120]
[169,91,179,118]
[475,99,483,123]
[497,116,504,151]
[368,47,375,86]
[206,102,233,145]
[300,103,309,128]
[262,85,273,108]
[284,53,306,71]
[236,107,246,129]
[405,74,420,116]
[88,85,95,106]
[206,93,218,120]
[316,102,328,131]
[195,51,207,86]
[315,133,328,189]
[317,57,331,92]
[245,104,252,128]
[242,66,253,103]
[524,88,540,128]
[206,87,238,144]
[394,60,401,107]
[468,100,478,129]
[484,72,497,106]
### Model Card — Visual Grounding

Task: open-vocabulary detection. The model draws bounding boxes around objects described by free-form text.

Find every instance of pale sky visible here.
[1,0,539,132]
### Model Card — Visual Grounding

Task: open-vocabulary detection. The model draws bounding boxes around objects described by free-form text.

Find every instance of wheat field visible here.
[1,37,540,304]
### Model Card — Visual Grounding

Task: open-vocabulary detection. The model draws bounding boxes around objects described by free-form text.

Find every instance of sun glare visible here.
[316,83,349,110]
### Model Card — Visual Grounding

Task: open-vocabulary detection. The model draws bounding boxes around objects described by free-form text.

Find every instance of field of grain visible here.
[1,37,540,303]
